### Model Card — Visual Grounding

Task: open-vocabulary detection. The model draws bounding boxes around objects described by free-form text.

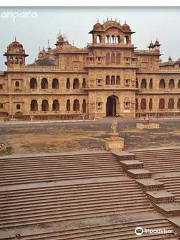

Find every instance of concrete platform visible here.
[146,190,175,203]
[136,178,164,191]
[127,169,152,179]
[156,202,180,216]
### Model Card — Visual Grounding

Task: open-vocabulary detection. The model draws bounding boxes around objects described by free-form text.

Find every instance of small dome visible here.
[154,39,160,46]
[57,35,64,42]
[8,40,23,49]
[6,39,25,54]
[148,41,154,49]
[93,22,102,30]
[122,22,131,32]
[168,56,173,62]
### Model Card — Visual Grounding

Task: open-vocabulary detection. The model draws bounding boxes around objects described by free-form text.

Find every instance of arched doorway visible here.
[106,95,118,117]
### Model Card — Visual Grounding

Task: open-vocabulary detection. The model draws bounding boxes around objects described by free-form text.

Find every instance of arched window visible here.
[82,99,86,113]
[168,98,174,109]
[159,99,165,110]
[169,79,175,89]
[30,100,38,111]
[178,80,180,89]
[124,36,129,45]
[177,99,180,109]
[105,35,110,44]
[30,78,37,89]
[0,84,3,90]
[82,78,86,88]
[117,36,120,44]
[41,78,48,89]
[111,76,115,85]
[112,35,115,44]
[141,79,147,89]
[73,78,79,89]
[73,99,80,111]
[16,104,21,110]
[116,53,120,64]
[105,53,110,65]
[141,99,146,110]
[42,100,49,111]
[106,75,110,85]
[159,79,165,89]
[149,79,153,89]
[149,98,153,110]
[52,78,59,89]
[111,53,115,63]
[116,76,120,85]
[97,35,101,44]
[15,57,18,64]
[66,78,70,89]
[66,99,70,111]
[136,99,138,110]
[52,100,60,111]
[136,79,138,88]
[15,81,19,87]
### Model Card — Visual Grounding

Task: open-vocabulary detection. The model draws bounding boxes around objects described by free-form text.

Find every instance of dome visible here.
[8,40,23,50]
[148,41,154,49]
[93,22,102,30]
[122,23,131,32]
[6,39,25,54]
[154,39,160,46]
[57,35,64,42]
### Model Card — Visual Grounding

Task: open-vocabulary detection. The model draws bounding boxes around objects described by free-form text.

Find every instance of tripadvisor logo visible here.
[135,227,143,235]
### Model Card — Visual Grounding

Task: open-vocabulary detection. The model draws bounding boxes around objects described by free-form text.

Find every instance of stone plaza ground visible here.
[1,117,180,155]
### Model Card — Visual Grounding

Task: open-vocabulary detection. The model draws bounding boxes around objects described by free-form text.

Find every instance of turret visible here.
[148,41,154,50]
[4,38,28,69]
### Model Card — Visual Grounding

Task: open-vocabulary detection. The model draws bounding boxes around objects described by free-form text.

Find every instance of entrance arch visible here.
[106,95,118,117]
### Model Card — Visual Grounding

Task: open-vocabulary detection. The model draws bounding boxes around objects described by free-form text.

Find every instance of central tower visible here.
[86,19,137,119]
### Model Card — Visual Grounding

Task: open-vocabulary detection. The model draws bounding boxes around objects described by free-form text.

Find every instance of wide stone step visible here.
[127,169,152,179]
[168,216,180,235]
[136,179,164,191]
[120,160,144,170]
[146,190,175,204]
[156,202,180,217]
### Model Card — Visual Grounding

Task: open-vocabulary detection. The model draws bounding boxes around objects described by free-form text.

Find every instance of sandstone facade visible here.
[0,20,180,120]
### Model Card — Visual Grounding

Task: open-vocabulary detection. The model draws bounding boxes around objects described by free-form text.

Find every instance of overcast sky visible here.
[0,7,180,70]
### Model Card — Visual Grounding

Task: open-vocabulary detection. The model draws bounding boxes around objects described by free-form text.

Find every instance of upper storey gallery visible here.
[3,19,179,72]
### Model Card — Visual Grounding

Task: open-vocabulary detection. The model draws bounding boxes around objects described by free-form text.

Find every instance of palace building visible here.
[1,19,180,120]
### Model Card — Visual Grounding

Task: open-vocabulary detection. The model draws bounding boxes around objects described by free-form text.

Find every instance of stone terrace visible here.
[0,150,179,239]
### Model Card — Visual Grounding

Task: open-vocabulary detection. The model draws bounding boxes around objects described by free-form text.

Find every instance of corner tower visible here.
[4,38,28,69]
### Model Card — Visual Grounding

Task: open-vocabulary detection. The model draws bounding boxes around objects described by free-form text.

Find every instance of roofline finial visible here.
[15,36,16,41]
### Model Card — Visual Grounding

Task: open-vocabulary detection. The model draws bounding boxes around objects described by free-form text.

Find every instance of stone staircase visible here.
[113,149,180,237]
[0,150,179,240]
[0,151,124,186]
[0,217,177,240]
